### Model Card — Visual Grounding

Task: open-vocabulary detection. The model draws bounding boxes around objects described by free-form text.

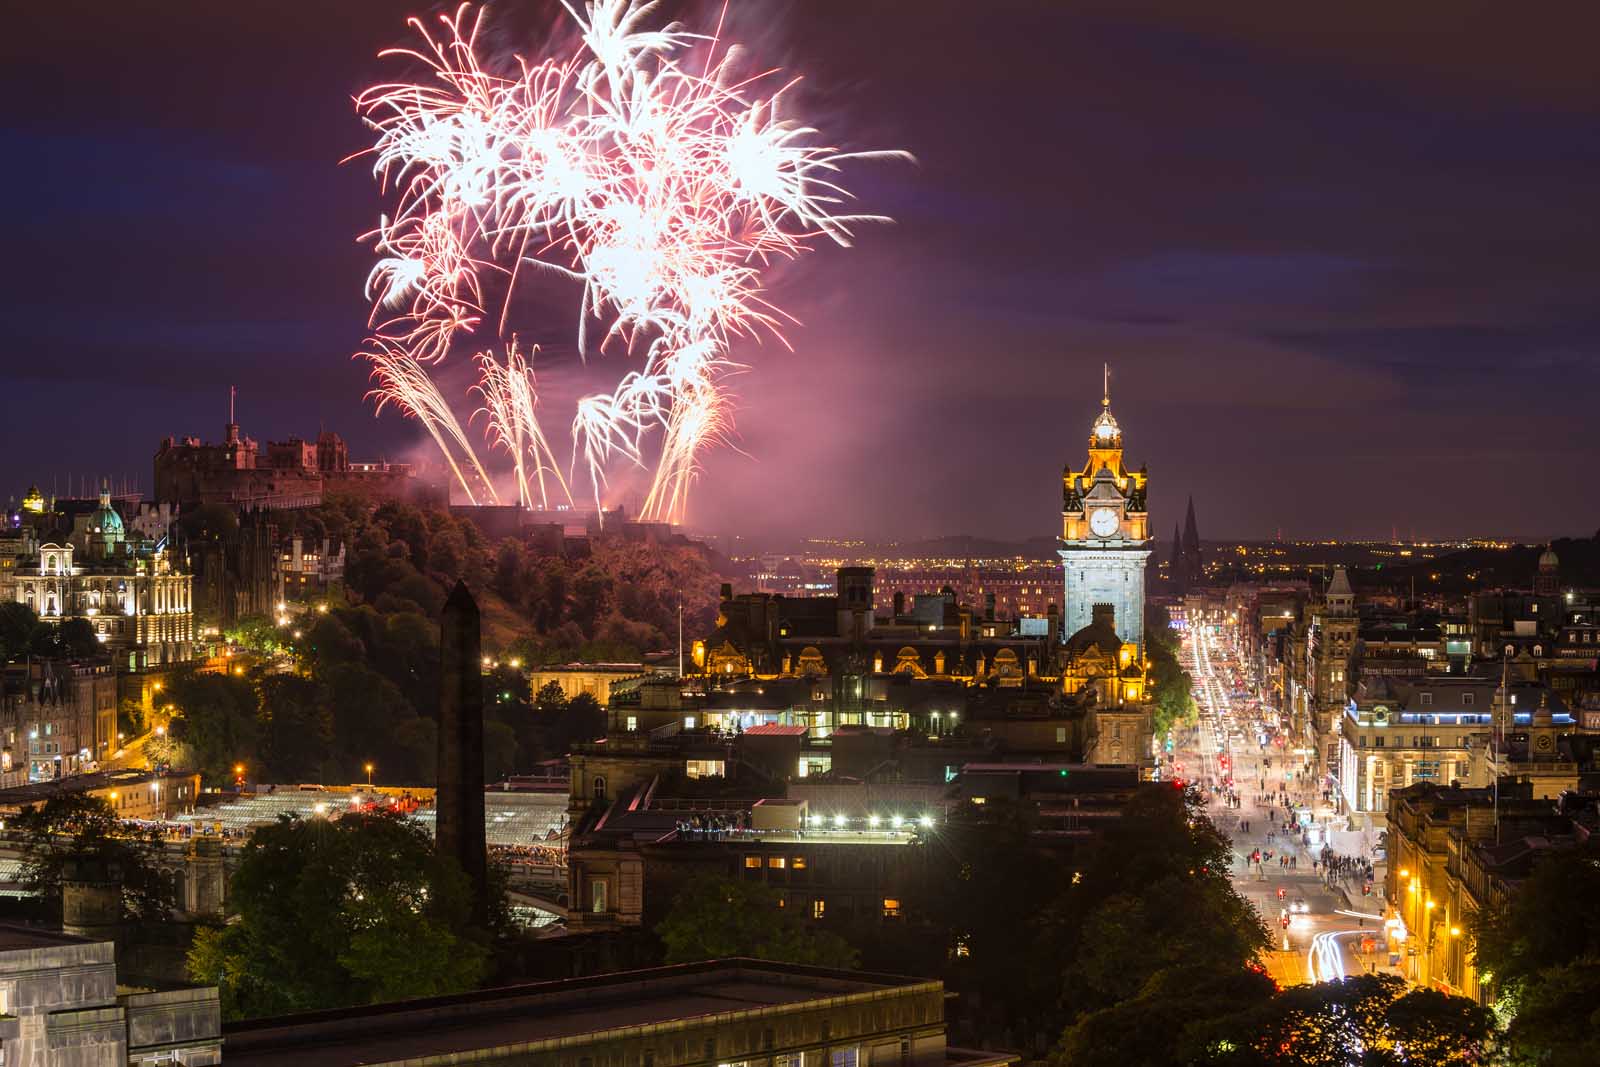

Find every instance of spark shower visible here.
[355,0,906,521]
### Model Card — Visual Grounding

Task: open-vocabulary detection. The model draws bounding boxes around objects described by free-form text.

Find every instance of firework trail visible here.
[355,0,905,521]
[472,343,572,510]
[365,339,498,505]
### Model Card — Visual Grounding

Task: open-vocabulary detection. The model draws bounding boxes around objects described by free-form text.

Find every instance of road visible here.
[1173,619,1390,987]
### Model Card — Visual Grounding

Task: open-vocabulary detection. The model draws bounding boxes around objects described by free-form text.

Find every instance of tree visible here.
[0,601,40,661]
[1053,965,1276,1067]
[55,617,101,658]
[484,720,520,781]
[321,663,417,780]
[1500,958,1600,1067]
[1145,605,1196,739]
[656,874,858,969]
[14,794,175,923]
[167,673,260,784]
[1068,871,1268,1009]
[258,675,333,782]
[1473,839,1600,1065]
[1189,973,1494,1066]
[187,811,489,1019]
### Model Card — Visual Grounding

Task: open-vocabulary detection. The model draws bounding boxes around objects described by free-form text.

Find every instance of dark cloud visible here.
[2,0,1597,541]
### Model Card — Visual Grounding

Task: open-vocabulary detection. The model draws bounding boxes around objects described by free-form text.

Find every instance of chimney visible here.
[892,591,905,618]
[438,581,488,926]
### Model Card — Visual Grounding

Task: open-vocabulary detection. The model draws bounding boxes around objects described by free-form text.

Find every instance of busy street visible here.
[1171,614,1393,987]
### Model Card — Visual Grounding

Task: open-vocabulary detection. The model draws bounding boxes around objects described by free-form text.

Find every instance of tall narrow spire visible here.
[1102,362,1110,408]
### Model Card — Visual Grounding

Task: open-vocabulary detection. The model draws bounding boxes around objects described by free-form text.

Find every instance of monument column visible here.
[438,580,489,926]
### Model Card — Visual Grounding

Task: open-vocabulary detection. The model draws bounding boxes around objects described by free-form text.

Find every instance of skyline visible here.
[4,1,1599,542]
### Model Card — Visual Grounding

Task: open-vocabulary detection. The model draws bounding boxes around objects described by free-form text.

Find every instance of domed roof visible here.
[20,485,44,514]
[1538,545,1559,570]
[1090,406,1120,444]
[89,489,124,538]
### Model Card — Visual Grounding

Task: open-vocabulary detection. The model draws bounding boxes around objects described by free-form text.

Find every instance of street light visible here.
[365,762,375,788]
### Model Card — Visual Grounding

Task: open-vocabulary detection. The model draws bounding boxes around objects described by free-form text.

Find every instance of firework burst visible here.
[355,0,906,522]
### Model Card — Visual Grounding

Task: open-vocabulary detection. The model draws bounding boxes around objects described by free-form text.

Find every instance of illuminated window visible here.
[744,856,761,869]
[792,856,806,870]
[768,856,786,869]
[812,899,826,919]
[882,898,901,917]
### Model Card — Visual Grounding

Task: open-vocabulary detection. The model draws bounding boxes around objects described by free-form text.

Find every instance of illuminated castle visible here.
[1059,367,1151,657]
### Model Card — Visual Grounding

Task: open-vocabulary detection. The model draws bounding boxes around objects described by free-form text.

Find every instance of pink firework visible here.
[354,0,906,521]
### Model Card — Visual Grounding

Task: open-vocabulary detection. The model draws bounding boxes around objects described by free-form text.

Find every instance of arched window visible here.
[592,776,607,802]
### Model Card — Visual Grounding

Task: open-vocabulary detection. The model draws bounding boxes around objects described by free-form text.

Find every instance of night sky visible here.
[4,2,1598,543]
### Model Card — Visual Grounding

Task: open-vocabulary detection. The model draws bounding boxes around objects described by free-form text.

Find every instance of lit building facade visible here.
[4,489,193,669]
[1059,375,1151,656]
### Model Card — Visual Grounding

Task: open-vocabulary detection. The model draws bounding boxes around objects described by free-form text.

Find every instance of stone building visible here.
[1382,780,1597,1001]
[0,658,118,783]
[223,958,1015,1067]
[1306,567,1359,779]
[0,923,221,1065]
[529,663,656,707]
[3,488,194,670]
[180,506,283,628]
[1335,676,1590,827]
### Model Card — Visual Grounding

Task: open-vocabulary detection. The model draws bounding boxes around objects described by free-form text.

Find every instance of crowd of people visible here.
[1317,847,1374,888]
[673,811,752,838]
[491,842,565,866]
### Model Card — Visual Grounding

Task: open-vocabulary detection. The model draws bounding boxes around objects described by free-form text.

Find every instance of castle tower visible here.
[1059,365,1152,655]
[438,580,488,926]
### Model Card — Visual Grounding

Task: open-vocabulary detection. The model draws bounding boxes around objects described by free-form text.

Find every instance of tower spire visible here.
[1102,362,1110,408]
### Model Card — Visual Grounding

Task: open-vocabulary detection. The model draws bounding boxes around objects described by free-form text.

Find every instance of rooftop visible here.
[223,960,935,1067]
[0,923,94,953]
[0,768,190,809]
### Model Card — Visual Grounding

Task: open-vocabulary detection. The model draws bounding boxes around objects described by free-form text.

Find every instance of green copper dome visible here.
[90,489,124,538]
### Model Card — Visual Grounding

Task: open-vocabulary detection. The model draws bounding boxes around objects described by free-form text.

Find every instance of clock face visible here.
[1089,508,1119,537]
[1537,734,1554,751]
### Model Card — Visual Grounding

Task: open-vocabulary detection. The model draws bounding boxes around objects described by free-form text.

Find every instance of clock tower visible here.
[1059,367,1151,655]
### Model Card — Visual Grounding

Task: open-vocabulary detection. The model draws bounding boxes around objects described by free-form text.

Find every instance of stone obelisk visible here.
[438,580,488,926]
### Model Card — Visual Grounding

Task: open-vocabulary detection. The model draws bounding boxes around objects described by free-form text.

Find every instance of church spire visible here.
[1182,496,1202,581]
[1103,362,1110,408]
